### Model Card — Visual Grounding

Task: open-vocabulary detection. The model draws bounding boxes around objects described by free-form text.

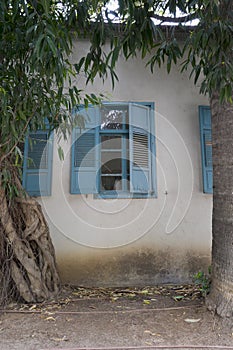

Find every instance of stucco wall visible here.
[39,40,212,286]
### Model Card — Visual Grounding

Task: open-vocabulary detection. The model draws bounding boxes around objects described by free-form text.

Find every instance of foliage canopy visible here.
[1,0,232,192]
[81,0,233,102]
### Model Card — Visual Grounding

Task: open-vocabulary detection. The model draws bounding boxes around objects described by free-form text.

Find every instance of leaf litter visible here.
[1,284,203,317]
[2,285,233,348]
[0,284,202,313]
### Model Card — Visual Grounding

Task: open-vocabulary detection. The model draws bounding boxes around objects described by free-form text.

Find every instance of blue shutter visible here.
[129,103,151,194]
[149,108,156,197]
[23,130,53,196]
[199,106,213,194]
[70,106,100,194]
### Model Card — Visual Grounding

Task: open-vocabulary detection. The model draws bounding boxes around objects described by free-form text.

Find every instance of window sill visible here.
[94,191,157,199]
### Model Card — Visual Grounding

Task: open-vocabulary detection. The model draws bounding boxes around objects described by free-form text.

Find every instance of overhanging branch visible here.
[149,12,198,23]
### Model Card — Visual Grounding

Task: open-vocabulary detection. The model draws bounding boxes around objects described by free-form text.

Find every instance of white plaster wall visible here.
[39,41,212,285]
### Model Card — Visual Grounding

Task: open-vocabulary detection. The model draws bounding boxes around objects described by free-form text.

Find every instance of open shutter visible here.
[129,103,151,194]
[70,106,99,194]
[23,130,53,196]
[199,106,213,194]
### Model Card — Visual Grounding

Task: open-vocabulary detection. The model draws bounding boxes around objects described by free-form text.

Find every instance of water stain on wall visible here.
[57,248,211,286]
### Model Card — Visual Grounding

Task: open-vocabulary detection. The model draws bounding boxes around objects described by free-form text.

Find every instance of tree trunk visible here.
[0,164,60,304]
[206,92,233,317]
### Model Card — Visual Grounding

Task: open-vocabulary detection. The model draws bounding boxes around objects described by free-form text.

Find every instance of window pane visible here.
[101,176,122,191]
[101,106,128,130]
[101,153,122,174]
[126,176,130,191]
[101,135,121,150]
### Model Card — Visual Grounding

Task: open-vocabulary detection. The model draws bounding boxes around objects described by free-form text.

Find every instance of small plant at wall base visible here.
[193,267,211,297]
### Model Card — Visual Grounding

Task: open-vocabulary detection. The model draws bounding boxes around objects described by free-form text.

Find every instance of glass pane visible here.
[101,176,122,191]
[126,158,130,174]
[101,153,122,174]
[101,106,128,130]
[126,175,130,190]
[101,135,121,150]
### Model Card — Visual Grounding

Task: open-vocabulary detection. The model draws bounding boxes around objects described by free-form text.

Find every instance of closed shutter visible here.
[199,106,213,194]
[23,130,53,196]
[70,106,100,194]
[129,103,151,194]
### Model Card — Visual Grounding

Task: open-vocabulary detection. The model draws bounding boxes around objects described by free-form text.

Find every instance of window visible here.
[71,102,156,198]
[22,129,54,196]
[199,105,213,194]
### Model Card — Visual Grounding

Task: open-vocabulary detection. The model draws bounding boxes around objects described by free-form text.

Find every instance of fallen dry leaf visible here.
[184,318,201,323]
[29,305,37,311]
[51,336,68,342]
[111,297,119,301]
[144,330,158,336]
[140,290,149,295]
[45,316,56,321]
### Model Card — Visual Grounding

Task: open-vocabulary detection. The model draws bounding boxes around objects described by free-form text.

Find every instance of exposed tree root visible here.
[0,168,60,304]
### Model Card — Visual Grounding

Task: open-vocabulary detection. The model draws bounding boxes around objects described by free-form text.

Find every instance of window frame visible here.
[71,101,157,199]
[96,101,156,199]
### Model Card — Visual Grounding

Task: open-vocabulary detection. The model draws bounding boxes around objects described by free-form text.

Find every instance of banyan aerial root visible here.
[0,165,60,304]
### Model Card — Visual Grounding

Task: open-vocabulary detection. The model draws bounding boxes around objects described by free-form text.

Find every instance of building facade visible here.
[23,41,213,286]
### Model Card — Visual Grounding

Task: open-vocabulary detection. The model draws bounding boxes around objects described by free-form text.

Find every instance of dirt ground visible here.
[0,285,232,350]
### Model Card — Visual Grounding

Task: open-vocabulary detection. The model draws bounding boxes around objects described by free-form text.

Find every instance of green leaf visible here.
[42,0,50,16]
[35,34,45,57]
[58,146,64,161]
[46,36,57,56]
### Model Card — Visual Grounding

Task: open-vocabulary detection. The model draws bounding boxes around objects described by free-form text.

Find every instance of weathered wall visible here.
[39,40,212,286]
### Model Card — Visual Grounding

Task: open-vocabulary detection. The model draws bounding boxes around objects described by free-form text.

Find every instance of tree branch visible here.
[0,117,32,164]
[149,12,198,23]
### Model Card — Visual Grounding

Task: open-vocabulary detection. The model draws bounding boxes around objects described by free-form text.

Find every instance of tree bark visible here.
[206,92,233,317]
[0,164,60,304]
